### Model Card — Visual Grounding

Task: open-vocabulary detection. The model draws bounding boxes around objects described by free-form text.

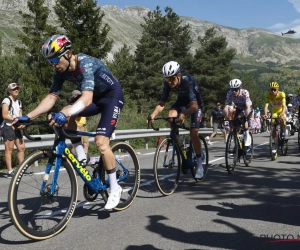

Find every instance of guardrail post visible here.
[145,138,148,150]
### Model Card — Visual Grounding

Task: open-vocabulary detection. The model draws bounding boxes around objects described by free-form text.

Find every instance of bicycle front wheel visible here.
[153,137,181,196]
[101,142,140,211]
[191,134,209,182]
[8,150,78,240]
[225,131,238,174]
[270,128,278,161]
[243,132,253,166]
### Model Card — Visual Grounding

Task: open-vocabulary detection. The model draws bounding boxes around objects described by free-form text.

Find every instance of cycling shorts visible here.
[271,111,286,125]
[170,102,202,129]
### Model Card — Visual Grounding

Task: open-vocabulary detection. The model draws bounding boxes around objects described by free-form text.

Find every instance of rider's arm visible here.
[182,101,198,116]
[280,93,287,116]
[264,103,269,117]
[223,105,229,118]
[61,90,93,117]
[245,103,251,117]
[151,101,166,118]
[27,94,57,120]
[264,93,270,117]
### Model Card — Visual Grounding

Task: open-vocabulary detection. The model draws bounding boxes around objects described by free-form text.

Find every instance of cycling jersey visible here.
[292,95,300,109]
[160,73,203,108]
[225,89,252,110]
[49,53,123,99]
[265,91,286,114]
[160,73,203,128]
[50,53,124,138]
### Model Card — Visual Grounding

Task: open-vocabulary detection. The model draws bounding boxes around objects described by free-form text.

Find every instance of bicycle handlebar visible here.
[15,119,81,141]
[147,115,190,131]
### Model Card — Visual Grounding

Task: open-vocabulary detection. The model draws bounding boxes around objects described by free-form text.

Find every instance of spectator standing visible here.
[207,102,226,145]
[1,83,26,178]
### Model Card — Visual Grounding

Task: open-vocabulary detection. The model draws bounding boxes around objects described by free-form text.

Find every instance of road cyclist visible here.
[223,79,254,173]
[14,34,126,210]
[292,87,300,150]
[148,61,205,179]
[223,79,253,147]
[264,81,288,159]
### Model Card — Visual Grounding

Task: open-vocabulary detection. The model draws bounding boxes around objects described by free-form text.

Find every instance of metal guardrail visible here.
[0,128,220,151]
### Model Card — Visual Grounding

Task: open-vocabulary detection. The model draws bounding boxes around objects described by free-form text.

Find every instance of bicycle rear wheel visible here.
[280,130,288,156]
[101,142,140,211]
[225,131,238,174]
[243,132,253,166]
[191,134,209,182]
[8,150,78,240]
[153,137,181,196]
[298,130,300,152]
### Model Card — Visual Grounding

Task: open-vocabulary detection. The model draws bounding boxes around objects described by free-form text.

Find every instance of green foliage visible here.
[124,6,193,113]
[54,0,113,59]
[189,28,236,118]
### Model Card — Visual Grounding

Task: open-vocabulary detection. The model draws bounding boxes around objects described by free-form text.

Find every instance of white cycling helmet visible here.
[229,79,242,88]
[162,61,181,77]
[288,94,293,97]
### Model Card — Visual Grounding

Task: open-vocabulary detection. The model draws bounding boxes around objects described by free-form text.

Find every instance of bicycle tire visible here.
[101,142,140,211]
[243,132,253,166]
[270,127,278,161]
[280,130,288,156]
[8,150,78,240]
[191,134,209,182]
[225,131,238,174]
[298,130,300,152]
[153,137,181,196]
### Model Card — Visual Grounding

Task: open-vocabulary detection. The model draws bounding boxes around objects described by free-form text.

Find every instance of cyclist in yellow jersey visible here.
[264,81,287,140]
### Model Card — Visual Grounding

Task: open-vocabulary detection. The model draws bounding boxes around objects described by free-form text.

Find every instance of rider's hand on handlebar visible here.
[12,116,30,130]
[147,114,154,124]
[177,113,185,124]
[49,112,67,127]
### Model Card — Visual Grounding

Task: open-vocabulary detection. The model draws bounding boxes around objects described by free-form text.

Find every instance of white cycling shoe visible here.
[195,166,204,179]
[104,186,122,210]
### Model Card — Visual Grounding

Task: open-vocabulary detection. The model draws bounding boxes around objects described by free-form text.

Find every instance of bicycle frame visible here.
[168,125,193,170]
[41,129,129,196]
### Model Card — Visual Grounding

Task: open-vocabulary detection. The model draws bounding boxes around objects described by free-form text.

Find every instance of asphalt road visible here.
[1,132,300,250]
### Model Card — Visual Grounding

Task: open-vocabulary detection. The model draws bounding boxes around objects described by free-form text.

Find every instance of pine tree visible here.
[130,6,193,113]
[15,0,57,103]
[190,28,236,116]
[54,0,112,59]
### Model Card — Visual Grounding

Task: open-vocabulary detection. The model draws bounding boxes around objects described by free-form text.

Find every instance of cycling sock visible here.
[106,169,119,192]
[197,157,203,168]
[72,142,86,162]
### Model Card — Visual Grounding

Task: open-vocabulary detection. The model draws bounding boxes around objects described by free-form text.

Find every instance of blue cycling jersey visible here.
[49,53,122,98]
[160,73,203,108]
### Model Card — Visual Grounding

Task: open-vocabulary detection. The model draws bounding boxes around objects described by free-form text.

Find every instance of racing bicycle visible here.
[148,116,209,196]
[225,117,254,174]
[269,117,288,160]
[8,119,140,240]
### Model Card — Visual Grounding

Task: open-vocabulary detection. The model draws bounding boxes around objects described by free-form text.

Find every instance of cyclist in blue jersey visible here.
[148,61,204,179]
[14,34,123,210]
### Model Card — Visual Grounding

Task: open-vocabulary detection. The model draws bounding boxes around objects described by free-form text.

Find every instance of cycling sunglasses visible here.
[165,76,177,82]
[231,88,240,92]
[47,51,67,65]
[270,88,278,92]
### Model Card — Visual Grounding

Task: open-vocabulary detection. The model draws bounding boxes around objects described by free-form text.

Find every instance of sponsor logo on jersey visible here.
[112,106,120,119]
[100,72,114,85]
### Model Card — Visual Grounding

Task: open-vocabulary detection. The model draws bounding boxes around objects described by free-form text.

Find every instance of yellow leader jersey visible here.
[265,91,286,114]
[75,117,86,127]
